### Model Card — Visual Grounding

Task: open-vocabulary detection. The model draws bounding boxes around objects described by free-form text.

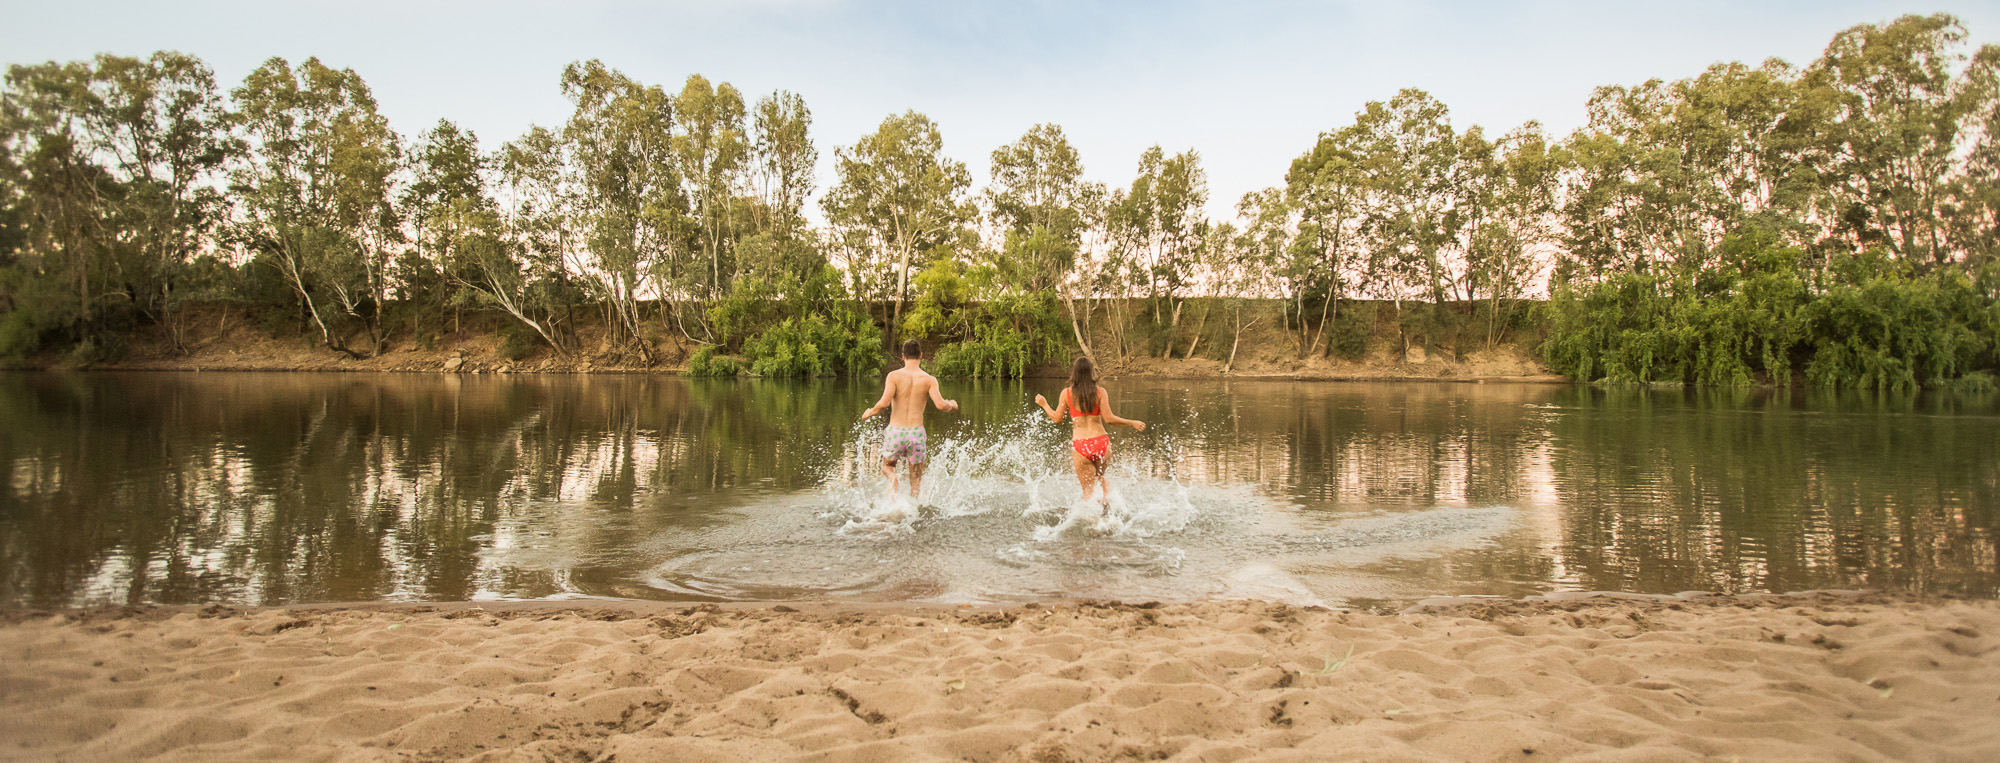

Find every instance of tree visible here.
[1343,89,1458,357]
[1106,145,1208,357]
[751,90,815,238]
[982,123,1104,355]
[1219,188,1288,370]
[672,74,747,301]
[231,56,402,358]
[494,124,582,354]
[822,110,972,339]
[1804,12,1998,268]
[1285,120,1371,356]
[86,52,236,352]
[1460,122,1559,348]
[558,60,680,360]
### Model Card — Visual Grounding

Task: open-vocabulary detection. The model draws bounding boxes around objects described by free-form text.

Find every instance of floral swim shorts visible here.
[881,425,928,464]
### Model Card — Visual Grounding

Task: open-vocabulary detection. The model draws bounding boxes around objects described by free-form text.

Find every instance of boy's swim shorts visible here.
[881,425,927,464]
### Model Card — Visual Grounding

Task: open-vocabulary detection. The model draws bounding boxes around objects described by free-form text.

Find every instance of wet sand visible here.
[3,592,1996,762]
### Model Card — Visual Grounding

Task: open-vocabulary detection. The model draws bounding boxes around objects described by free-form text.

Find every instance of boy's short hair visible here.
[902,340,922,359]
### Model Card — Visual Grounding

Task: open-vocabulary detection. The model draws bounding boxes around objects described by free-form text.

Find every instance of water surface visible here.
[2,372,1995,608]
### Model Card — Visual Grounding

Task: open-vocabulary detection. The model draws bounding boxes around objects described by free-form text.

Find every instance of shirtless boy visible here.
[861,340,959,498]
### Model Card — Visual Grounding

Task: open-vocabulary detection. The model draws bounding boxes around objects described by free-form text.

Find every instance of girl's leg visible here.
[1093,452,1111,507]
[1071,449,1097,502]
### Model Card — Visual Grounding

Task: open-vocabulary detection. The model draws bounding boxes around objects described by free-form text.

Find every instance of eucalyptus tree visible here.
[1559,60,1807,286]
[493,125,579,353]
[83,52,236,351]
[1461,123,1559,348]
[983,123,1103,291]
[1,59,112,351]
[1955,77,2000,263]
[1285,121,1370,355]
[230,56,402,358]
[405,119,564,348]
[982,123,1104,352]
[558,60,680,359]
[1106,145,1207,357]
[822,110,973,336]
[1343,89,1458,355]
[751,90,815,237]
[1803,12,1998,268]
[672,74,748,300]
[1218,188,1289,369]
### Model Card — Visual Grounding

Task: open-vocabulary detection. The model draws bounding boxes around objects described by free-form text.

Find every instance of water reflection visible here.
[0,373,1994,607]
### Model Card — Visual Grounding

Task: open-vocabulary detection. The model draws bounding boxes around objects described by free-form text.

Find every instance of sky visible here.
[4,0,1996,220]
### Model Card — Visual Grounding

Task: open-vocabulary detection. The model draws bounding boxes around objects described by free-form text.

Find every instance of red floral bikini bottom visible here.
[1071,435,1110,465]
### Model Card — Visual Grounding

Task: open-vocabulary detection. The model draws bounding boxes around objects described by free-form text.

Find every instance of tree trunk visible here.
[1062,287,1093,359]
[1183,301,1210,359]
[1309,282,1337,357]
[891,241,912,340]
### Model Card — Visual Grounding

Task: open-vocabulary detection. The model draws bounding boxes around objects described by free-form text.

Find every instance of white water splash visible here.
[820,413,1201,542]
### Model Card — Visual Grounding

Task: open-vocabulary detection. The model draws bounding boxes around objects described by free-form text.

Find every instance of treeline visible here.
[1,13,1996,387]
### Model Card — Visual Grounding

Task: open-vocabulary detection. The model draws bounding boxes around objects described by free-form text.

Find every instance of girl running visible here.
[1035,357,1146,506]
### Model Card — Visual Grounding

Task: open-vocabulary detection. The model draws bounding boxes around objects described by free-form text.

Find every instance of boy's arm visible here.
[926,376,958,411]
[1033,390,1066,422]
[1099,389,1147,431]
[862,375,895,418]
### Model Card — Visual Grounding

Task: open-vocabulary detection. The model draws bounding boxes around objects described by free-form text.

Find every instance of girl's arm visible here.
[1033,390,1067,423]
[1099,389,1147,431]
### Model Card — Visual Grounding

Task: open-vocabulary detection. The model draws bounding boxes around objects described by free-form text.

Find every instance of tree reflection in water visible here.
[0,373,1993,607]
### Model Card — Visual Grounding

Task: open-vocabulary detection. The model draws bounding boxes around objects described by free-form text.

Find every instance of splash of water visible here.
[820,412,1200,541]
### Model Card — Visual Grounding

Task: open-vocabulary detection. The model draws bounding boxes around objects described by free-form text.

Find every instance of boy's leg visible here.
[909,462,925,498]
[881,457,898,496]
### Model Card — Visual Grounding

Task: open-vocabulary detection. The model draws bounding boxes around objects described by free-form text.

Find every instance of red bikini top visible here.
[1065,388,1101,417]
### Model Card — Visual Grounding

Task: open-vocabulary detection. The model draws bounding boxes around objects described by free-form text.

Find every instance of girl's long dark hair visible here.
[1069,357,1098,416]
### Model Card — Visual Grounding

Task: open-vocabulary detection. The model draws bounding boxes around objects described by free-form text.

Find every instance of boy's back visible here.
[883,366,940,427]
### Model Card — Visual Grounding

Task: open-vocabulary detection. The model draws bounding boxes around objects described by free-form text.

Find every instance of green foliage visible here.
[1329,301,1376,359]
[1947,370,1997,395]
[899,259,973,339]
[687,345,743,377]
[932,321,1032,378]
[1545,238,1995,388]
[496,322,538,361]
[1800,254,1993,390]
[743,307,882,378]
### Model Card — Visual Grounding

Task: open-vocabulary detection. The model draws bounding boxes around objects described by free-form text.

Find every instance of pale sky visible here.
[4,1,1996,220]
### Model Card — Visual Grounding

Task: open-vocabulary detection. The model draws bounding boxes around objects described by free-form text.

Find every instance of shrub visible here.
[688,345,743,377]
[744,307,883,378]
[1328,301,1376,359]
[932,321,1032,378]
[496,323,538,361]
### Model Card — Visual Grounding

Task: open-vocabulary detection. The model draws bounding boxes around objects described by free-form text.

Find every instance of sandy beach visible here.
[3,592,1996,762]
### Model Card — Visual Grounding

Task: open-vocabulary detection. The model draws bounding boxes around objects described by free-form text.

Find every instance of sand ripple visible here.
[2,593,1996,761]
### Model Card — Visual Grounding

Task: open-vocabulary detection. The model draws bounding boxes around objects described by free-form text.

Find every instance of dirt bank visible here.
[23,304,1564,383]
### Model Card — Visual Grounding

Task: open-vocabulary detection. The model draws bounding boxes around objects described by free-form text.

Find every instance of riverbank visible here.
[4,592,1993,761]
[23,305,1566,382]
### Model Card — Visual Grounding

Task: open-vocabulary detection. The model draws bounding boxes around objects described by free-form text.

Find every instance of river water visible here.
[1,372,1995,609]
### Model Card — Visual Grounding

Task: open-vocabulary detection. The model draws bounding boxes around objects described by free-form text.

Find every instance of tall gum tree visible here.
[558,60,679,361]
[1106,145,1208,358]
[982,123,1105,355]
[230,56,402,359]
[822,110,972,340]
[671,74,747,306]
[1804,12,1999,268]
[752,90,816,238]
